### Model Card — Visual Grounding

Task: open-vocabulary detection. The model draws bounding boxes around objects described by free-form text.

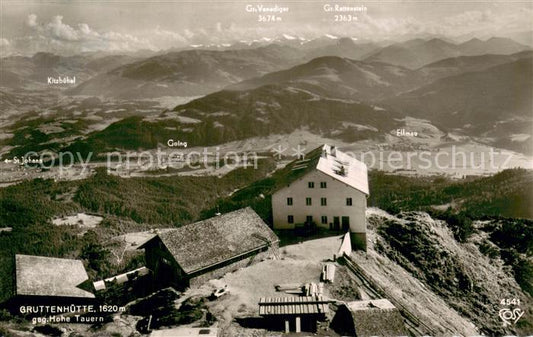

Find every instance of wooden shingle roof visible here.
[15,255,95,298]
[141,207,278,274]
[259,296,329,316]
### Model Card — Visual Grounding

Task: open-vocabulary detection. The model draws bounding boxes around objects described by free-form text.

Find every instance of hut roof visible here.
[140,207,278,274]
[343,299,407,337]
[15,254,95,298]
[259,296,329,316]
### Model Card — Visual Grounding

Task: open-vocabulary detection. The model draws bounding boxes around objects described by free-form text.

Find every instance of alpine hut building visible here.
[271,144,369,250]
[139,207,279,288]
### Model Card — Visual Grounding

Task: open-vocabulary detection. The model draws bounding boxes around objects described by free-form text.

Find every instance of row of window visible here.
[308,181,327,188]
[287,215,350,226]
[287,197,353,206]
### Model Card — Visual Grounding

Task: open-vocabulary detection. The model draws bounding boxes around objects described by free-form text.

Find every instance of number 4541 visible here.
[501,298,521,306]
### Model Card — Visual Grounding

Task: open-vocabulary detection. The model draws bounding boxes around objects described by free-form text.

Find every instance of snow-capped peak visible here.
[282,34,297,40]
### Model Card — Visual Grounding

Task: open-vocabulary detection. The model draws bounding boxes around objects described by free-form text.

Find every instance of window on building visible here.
[320,182,327,188]
[287,197,293,206]
[321,197,327,206]
[306,215,313,223]
[346,197,353,206]
[308,182,315,188]
[321,216,328,224]
[306,197,312,206]
[288,215,294,224]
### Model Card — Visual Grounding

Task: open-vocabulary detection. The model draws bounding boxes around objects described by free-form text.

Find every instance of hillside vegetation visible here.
[362,209,532,336]
[368,168,533,219]
[0,159,275,303]
[0,165,531,322]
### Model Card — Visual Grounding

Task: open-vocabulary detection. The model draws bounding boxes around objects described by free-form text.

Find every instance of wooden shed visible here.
[258,296,330,333]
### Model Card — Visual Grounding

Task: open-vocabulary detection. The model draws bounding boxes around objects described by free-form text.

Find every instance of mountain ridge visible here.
[365,36,530,69]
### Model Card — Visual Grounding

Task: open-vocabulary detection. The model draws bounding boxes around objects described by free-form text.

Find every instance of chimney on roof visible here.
[330,146,336,157]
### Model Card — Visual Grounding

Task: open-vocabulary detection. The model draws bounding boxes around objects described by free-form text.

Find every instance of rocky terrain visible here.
[361,208,532,336]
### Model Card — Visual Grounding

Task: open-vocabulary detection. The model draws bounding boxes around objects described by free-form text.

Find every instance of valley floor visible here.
[2,127,532,187]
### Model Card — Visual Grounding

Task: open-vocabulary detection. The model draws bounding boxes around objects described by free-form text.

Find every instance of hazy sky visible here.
[1,0,532,55]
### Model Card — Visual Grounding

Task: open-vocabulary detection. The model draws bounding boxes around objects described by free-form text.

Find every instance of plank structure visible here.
[258,296,329,316]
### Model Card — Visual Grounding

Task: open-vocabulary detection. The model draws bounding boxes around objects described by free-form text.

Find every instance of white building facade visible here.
[272,144,369,250]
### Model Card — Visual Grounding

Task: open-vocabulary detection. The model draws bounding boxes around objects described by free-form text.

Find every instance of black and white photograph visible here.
[0,0,532,336]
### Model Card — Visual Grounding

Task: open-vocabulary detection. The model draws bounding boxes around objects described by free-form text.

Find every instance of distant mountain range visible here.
[228,56,422,101]
[64,36,531,98]
[1,36,529,98]
[0,52,138,90]
[384,57,533,154]
[169,50,531,153]
[60,50,531,156]
[67,45,310,98]
[1,36,532,158]
[385,57,532,128]
[300,37,381,60]
[364,37,530,69]
[65,39,384,99]
[417,51,532,82]
[62,84,399,155]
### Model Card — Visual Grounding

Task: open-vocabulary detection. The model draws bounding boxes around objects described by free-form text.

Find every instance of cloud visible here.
[323,7,532,40]
[4,8,532,57]
[0,38,12,57]
[11,14,157,55]
[438,8,533,37]
[48,15,79,41]
[148,26,187,45]
[26,14,37,27]
[11,14,232,56]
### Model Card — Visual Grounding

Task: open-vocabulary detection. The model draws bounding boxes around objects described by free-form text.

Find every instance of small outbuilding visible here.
[5,254,95,313]
[259,296,330,333]
[15,254,95,299]
[331,299,407,337]
[139,207,279,288]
